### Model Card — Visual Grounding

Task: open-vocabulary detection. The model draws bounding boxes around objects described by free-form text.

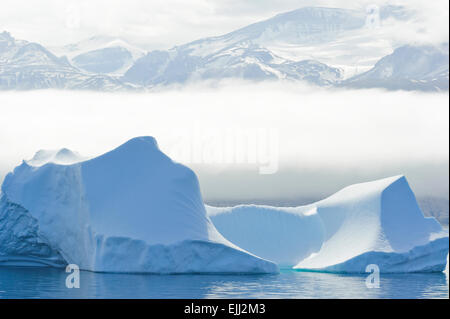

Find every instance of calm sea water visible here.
[0,267,448,299]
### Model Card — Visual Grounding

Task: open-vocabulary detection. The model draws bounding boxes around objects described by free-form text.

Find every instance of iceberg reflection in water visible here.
[0,267,448,299]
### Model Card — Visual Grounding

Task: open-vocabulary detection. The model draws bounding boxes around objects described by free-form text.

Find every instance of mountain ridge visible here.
[1,6,448,91]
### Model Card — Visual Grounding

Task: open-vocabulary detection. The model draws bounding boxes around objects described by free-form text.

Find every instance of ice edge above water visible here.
[209,175,449,273]
[0,136,277,274]
[0,136,448,274]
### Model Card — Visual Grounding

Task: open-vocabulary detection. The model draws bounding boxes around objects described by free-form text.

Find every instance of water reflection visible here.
[0,267,448,299]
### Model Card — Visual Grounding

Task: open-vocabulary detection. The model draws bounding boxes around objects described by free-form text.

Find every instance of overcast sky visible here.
[0,1,448,201]
[0,0,448,49]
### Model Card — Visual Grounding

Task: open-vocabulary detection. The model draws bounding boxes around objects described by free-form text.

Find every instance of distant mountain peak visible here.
[0,31,13,40]
[344,44,449,91]
[1,6,448,92]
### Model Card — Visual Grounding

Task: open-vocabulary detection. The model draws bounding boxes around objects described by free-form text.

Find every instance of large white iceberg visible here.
[208,176,449,273]
[0,137,278,274]
[1,137,447,274]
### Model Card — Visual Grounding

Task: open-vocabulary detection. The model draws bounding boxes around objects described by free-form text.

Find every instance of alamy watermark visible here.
[65,4,81,29]
[65,264,80,289]
[365,5,381,29]
[365,264,380,288]
[164,127,279,174]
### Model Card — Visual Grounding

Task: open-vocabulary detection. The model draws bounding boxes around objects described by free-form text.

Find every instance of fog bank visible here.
[0,83,448,200]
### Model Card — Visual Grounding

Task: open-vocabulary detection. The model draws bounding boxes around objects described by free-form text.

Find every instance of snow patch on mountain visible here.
[0,32,132,90]
[122,7,369,86]
[53,36,146,75]
[54,36,145,60]
[1,5,448,91]
[344,44,449,91]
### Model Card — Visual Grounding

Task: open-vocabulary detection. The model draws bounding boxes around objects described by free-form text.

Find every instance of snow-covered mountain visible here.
[123,45,343,86]
[52,36,146,75]
[0,31,133,91]
[344,44,449,91]
[1,6,448,91]
[1,31,75,90]
[174,6,367,54]
[123,6,448,90]
[123,7,369,86]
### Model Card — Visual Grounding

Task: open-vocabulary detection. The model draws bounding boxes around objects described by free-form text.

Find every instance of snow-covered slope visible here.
[1,5,448,91]
[53,36,146,75]
[344,44,449,91]
[0,31,76,89]
[121,6,414,87]
[123,45,342,86]
[72,47,133,74]
[0,32,132,91]
[55,36,145,60]
[180,7,365,56]
[0,137,277,274]
[208,176,448,273]
[263,5,411,79]
[123,7,366,86]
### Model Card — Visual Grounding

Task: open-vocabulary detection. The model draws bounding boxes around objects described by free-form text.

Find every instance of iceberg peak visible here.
[86,136,164,166]
[27,148,85,167]
[117,136,159,149]
[0,137,277,274]
[208,174,448,273]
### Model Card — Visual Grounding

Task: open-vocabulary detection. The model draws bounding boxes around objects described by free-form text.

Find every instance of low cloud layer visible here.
[0,83,448,200]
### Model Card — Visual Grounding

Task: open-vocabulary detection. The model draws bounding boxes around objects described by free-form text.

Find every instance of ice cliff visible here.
[0,137,277,274]
[208,176,449,273]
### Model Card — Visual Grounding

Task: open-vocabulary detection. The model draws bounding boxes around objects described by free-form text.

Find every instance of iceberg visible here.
[208,176,449,273]
[1,137,446,274]
[0,137,277,274]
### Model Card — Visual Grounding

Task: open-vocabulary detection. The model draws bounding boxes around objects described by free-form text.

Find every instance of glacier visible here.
[0,137,277,274]
[208,176,449,273]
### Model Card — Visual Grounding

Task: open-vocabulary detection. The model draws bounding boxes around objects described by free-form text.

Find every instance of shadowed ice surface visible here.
[0,267,448,299]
